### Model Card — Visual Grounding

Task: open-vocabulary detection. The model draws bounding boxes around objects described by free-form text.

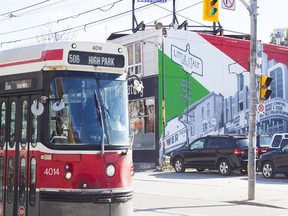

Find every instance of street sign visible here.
[257,103,265,114]
[221,0,235,10]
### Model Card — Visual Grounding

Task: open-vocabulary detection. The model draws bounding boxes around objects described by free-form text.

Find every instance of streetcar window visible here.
[4,79,32,90]
[19,157,26,205]
[31,112,37,147]
[29,157,36,206]
[9,101,16,148]
[49,77,129,146]
[7,157,14,204]
[0,157,4,202]
[0,102,6,147]
[21,101,28,147]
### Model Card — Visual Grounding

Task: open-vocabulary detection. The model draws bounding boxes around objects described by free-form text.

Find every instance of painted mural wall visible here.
[158,30,288,159]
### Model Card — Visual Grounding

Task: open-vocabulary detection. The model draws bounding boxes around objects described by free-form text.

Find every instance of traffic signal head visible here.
[203,0,219,22]
[259,75,273,101]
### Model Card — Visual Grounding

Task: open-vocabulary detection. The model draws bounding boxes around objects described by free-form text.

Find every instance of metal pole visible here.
[248,0,258,200]
[161,30,166,168]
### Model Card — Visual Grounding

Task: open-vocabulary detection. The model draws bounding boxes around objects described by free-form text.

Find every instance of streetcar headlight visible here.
[71,43,77,49]
[65,171,73,180]
[118,48,123,53]
[105,164,115,177]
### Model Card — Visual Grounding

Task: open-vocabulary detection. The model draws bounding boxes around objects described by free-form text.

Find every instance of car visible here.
[269,133,288,151]
[170,134,249,176]
[256,134,272,156]
[258,142,288,178]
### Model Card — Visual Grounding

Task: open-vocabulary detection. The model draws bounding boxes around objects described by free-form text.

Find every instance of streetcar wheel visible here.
[174,158,185,173]
[218,159,232,176]
[262,161,275,179]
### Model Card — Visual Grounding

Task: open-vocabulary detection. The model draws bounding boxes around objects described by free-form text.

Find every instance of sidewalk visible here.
[133,168,288,210]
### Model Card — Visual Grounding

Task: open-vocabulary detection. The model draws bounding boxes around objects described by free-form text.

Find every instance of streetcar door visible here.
[3,96,34,216]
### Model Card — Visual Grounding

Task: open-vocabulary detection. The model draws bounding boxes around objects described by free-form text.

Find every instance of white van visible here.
[269,133,288,151]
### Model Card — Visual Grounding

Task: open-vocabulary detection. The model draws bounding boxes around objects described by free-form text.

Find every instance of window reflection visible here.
[0,157,4,202]
[29,157,36,206]
[0,102,6,147]
[31,109,37,147]
[21,101,28,147]
[7,157,14,204]
[19,157,26,205]
[129,98,155,150]
[9,102,16,148]
[49,77,129,146]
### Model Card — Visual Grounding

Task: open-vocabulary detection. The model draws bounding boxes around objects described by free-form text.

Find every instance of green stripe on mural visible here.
[158,50,210,135]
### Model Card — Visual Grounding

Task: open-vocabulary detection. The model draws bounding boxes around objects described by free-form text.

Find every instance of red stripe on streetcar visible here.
[0,49,63,67]
[41,49,64,60]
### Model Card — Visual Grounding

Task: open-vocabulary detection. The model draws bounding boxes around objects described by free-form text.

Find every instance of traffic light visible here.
[203,0,219,22]
[258,75,273,101]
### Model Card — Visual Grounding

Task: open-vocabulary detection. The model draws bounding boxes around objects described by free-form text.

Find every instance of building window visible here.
[127,42,142,75]
[270,67,283,99]
[201,106,204,119]
[203,123,208,131]
[207,102,210,117]
[129,98,155,150]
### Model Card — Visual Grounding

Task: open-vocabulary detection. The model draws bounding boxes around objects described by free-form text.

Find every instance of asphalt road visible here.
[132,169,288,216]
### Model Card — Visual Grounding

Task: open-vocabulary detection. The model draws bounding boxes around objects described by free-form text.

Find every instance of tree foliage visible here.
[270,28,288,46]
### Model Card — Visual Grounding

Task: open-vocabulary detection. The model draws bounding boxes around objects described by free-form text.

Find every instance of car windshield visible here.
[259,135,272,147]
[49,76,129,146]
[235,138,249,149]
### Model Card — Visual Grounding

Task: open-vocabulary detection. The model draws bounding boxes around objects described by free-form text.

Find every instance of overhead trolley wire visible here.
[0,0,51,17]
[0,0,123,36]
[0,1,155,47]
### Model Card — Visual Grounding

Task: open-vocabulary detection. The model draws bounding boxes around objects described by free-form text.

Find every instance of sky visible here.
[0,0,287,50]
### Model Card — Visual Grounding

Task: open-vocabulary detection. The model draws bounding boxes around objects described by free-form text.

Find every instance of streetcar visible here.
[0,41,140,216]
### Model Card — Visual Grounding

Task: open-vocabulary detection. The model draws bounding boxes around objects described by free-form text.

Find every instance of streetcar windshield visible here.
[49,76,129,146]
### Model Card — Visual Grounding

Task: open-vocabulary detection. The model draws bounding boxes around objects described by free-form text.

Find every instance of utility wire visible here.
[0,0,51,17]
[0,0,123,36]
[0,1,155,46]
[151,1,206,26]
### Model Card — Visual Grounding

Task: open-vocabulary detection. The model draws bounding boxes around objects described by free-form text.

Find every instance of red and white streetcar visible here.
[0,41,136,216]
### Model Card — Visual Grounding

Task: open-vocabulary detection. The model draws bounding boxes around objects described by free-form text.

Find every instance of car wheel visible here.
[261,161,275,178]
[174,157,185,173]
[196,168,205,172]
[218,159,232,176]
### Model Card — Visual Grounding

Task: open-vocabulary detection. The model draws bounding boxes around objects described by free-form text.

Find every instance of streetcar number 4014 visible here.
[44,168,60,176]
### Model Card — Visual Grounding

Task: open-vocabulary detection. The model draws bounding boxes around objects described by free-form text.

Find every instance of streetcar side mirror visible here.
[52,99,65,111]
[127,74,144,93]
[133,79,144,93]
[31,100,44,116]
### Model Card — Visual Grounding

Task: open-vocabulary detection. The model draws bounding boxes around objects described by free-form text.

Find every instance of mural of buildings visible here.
[109,28,288,167]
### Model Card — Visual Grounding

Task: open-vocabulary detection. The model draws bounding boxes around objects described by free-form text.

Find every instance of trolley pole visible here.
[240,0,258,200]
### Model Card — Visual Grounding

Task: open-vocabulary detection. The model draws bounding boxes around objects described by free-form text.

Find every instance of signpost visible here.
[222,0,236,10]
[257,103,265,114]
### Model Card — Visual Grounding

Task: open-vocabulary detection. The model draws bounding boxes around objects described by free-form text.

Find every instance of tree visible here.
[36,23,75,43]
[270,28,288,46]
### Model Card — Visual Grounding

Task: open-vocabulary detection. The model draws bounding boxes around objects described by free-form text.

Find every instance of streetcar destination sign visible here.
[68,50,125,68]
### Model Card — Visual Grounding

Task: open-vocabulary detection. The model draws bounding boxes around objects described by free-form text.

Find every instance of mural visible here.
[158,30,288,159]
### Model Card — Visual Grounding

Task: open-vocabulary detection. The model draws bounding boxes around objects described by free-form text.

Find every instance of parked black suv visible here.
[170,134,249,175]
[258,142,288,178]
